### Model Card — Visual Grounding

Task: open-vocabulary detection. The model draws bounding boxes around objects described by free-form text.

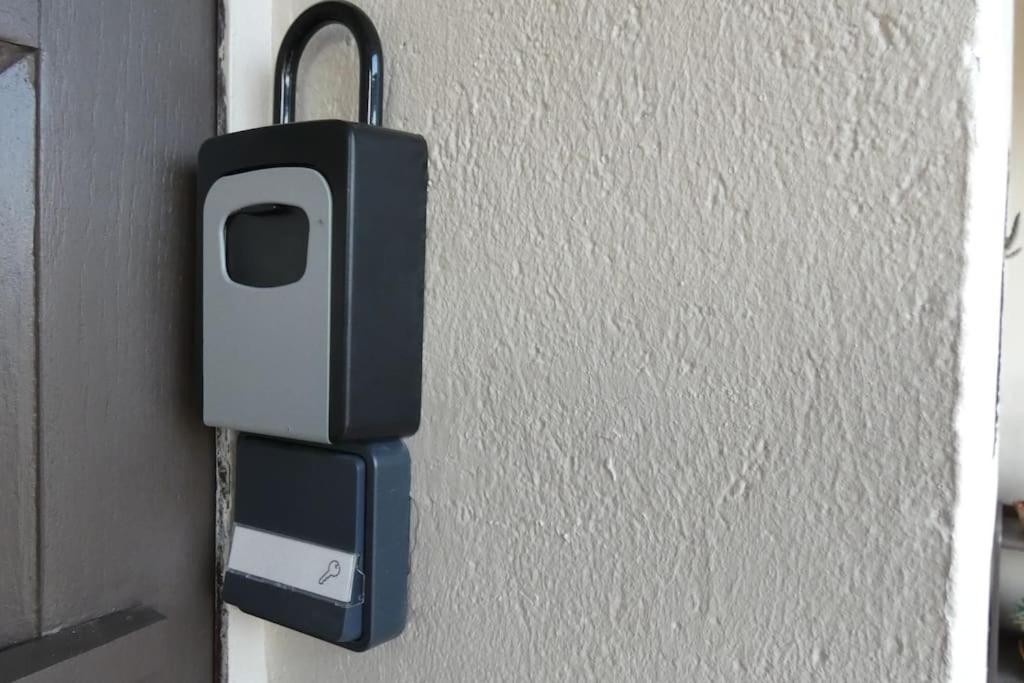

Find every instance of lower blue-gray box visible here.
[223,434,411,651]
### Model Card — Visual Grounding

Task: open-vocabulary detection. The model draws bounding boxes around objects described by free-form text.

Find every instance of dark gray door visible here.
[0,2,216,681]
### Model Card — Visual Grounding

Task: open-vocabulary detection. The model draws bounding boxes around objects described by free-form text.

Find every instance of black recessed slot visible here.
[225,203,310,287]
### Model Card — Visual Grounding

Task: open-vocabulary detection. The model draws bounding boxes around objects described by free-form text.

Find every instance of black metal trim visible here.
[0,606,164,681]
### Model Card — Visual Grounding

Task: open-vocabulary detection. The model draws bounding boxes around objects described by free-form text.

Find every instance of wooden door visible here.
[0,2,217,680]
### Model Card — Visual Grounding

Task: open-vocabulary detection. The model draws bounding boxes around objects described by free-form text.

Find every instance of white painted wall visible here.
[223,1,1011,680]
[953,1,1014,678]
[1001,0,1024,503]
[221,2,272,682]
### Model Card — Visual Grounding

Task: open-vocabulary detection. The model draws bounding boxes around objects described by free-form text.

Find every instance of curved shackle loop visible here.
[273,1,383,126]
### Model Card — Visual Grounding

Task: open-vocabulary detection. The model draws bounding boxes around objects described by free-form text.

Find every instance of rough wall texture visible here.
[261,1,981,680]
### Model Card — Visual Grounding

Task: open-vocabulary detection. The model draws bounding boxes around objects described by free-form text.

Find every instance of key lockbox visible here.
[197,1,428,445]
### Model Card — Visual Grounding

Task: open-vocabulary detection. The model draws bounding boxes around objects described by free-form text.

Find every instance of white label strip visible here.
[227,524,357,604]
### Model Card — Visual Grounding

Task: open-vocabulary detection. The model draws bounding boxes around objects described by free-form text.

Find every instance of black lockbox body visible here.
[197,120,427,444]
[203,0,421,654]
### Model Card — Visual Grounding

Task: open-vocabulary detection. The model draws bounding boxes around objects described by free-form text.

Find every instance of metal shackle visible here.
[273,1,384,126]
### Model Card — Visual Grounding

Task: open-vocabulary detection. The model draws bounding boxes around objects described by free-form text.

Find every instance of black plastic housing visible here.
[197,120,427,442]
[223,434,411,651]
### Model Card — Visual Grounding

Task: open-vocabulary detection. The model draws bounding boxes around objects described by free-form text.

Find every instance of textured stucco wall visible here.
[224,1,1007,680]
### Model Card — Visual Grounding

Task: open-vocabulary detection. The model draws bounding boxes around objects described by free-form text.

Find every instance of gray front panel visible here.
[228,525,359,604]
[203,166,333,443]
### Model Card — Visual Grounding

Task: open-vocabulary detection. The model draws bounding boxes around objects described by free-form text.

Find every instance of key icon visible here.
[319,559,342,585]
